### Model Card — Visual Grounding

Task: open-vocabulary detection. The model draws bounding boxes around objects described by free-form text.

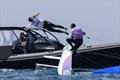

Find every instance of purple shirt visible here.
[71,26,85,39]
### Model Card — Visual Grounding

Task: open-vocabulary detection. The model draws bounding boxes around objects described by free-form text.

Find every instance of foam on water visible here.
[0,68,120,80]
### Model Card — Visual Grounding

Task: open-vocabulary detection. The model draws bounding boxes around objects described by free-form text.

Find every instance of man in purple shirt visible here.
[66,23,86,54]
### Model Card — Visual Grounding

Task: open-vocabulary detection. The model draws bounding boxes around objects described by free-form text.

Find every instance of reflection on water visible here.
[0,68,120,80]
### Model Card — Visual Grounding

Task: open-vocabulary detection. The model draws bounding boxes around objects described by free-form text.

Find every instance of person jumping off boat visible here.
[27,12,68,35]
[66,23,86,54]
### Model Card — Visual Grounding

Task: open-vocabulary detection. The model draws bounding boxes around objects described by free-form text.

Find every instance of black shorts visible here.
[43,20,53,30]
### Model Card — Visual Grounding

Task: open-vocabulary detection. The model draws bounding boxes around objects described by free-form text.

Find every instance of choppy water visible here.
[0,68,120,80]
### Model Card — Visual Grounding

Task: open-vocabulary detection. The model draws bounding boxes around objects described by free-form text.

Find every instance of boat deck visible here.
[0,42,119,69]
[6,42,120,61]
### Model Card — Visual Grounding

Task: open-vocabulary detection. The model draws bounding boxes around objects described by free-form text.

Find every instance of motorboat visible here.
[0,27,120,69]
[0,27,64,68]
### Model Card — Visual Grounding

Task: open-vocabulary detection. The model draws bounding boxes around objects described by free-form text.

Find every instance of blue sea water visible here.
[0,68,120,80]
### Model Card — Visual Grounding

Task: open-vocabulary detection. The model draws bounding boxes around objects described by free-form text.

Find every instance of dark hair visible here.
[71,23,76,28]
[28,17,33,22]
[20,32,25,35]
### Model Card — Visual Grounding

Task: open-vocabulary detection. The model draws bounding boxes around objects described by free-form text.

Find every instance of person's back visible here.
[28,13,44,29]
[71,26,85,39]
[66,23,86,54]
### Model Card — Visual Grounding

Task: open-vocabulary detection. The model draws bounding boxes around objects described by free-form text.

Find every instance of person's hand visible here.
[33,12,40,18]
[83,32,86,35]
[23,27,29,31]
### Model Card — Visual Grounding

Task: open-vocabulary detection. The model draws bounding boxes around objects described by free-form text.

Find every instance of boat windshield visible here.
[0,31,14,46]
[0,28,60,46]
[31,29,59,42]
[0,30,28,46]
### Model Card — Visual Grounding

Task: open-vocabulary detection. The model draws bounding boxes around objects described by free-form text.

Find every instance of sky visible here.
[0,0,120,46]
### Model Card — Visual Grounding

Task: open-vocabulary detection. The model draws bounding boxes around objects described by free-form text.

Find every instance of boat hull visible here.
[0,45,120,69]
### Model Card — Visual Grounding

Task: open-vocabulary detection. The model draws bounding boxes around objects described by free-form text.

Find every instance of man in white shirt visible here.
[28,12,68,35]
